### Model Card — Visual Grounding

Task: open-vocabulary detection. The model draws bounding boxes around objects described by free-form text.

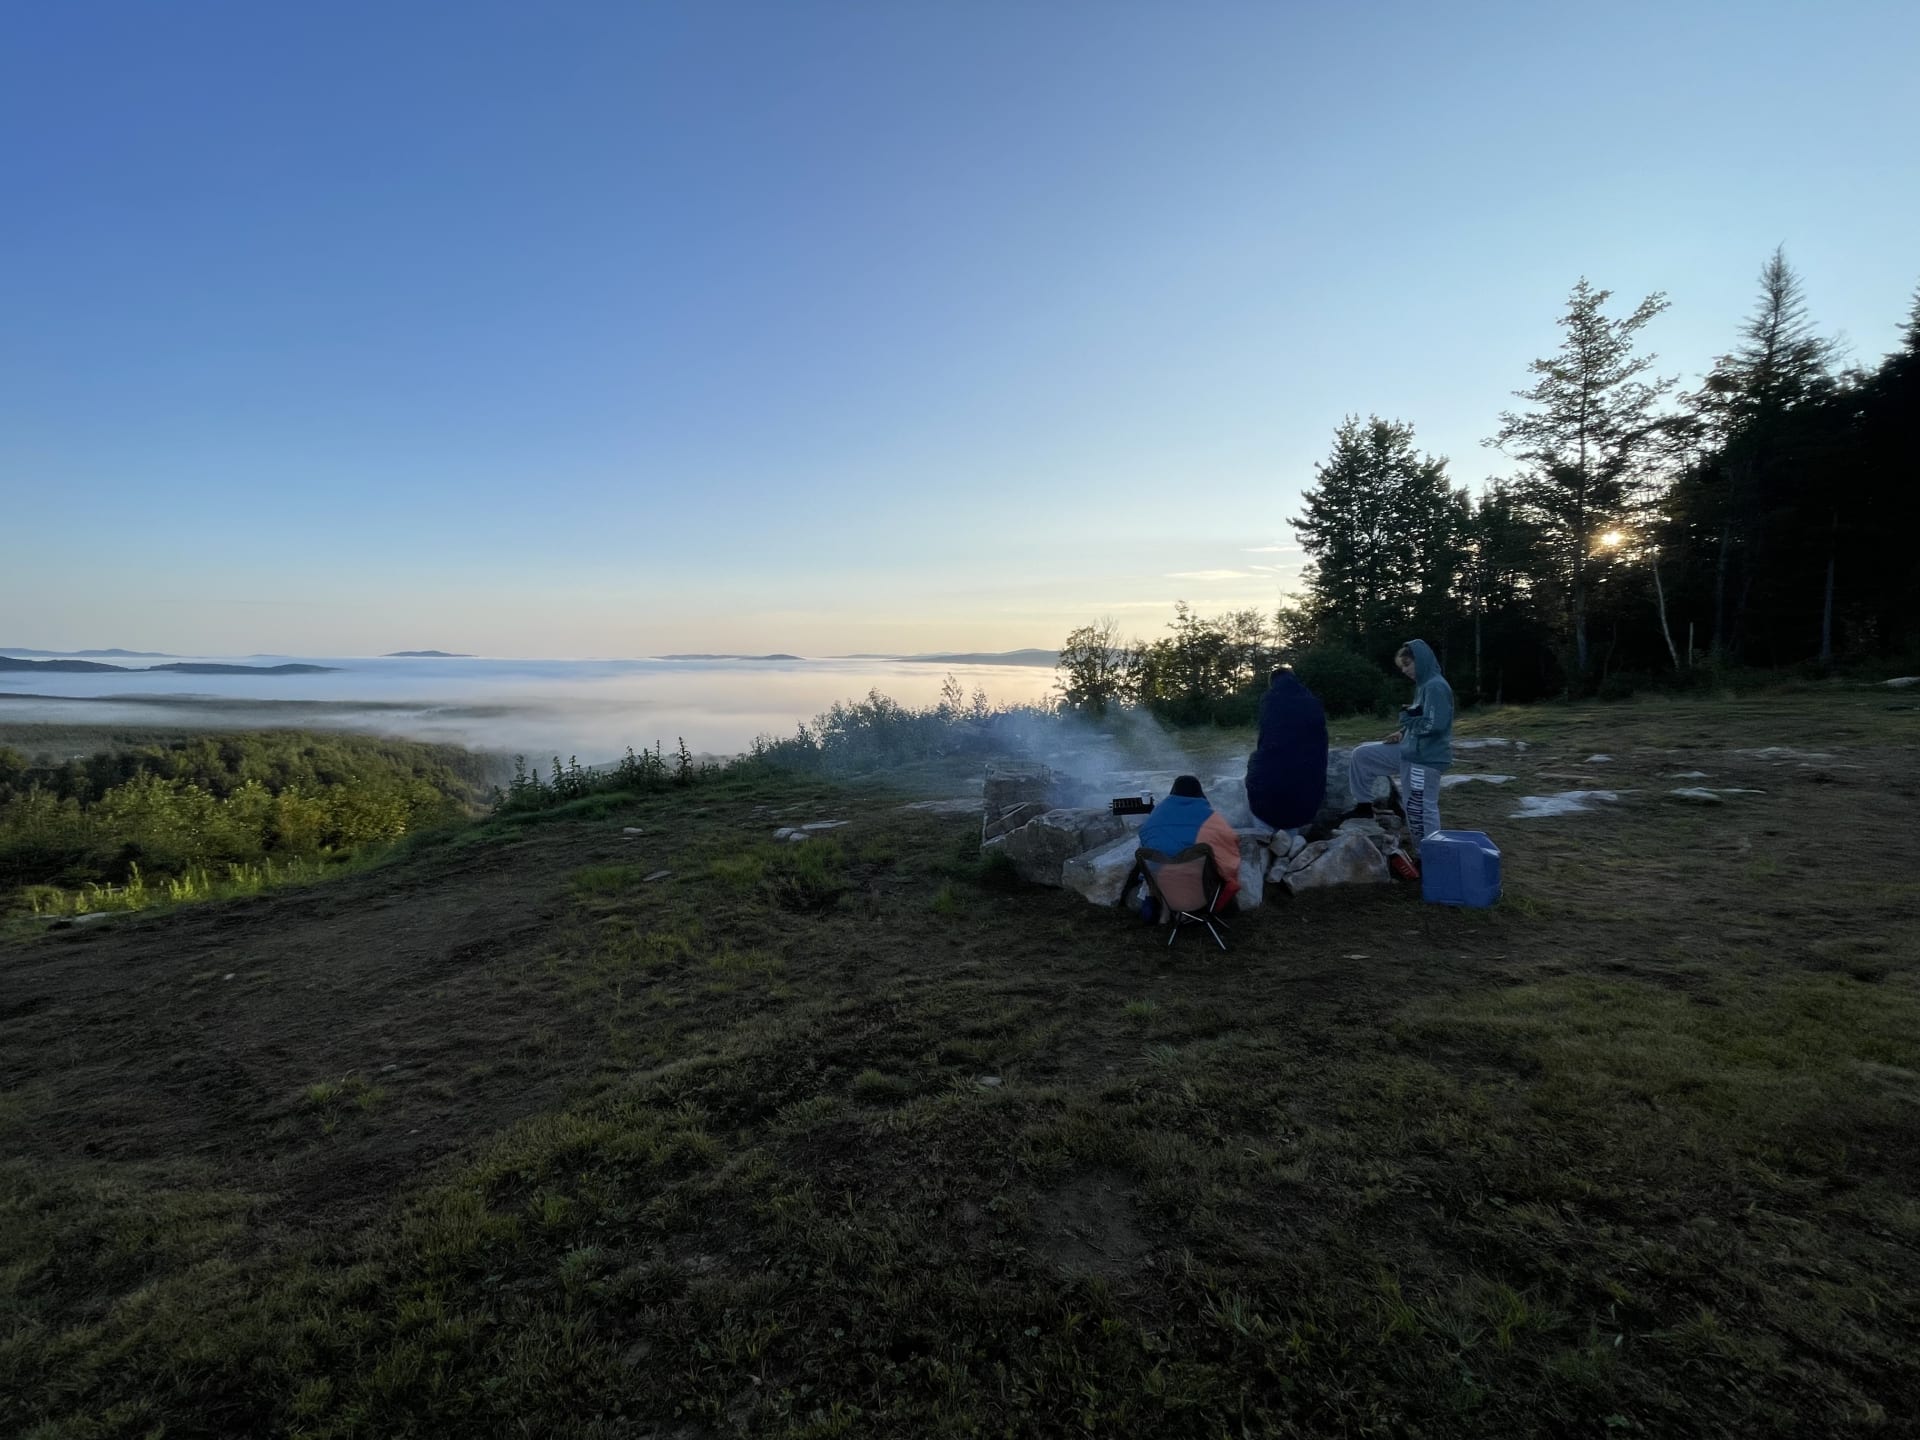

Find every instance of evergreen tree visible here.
[1293,416,1457,656]
[1686,248,1840,658]
[1489,279,1675,677]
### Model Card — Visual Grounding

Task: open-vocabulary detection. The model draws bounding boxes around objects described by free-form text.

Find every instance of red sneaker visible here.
[1388,852,1421,883]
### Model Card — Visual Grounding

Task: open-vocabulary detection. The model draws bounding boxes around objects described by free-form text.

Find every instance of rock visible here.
[1236,853,1265,909]
[643,869,673,882]
[999,808,1128,887]
[1323,746,1355,813]
[1442,773,1513,788]
[1884,676,1919,688]
[1282,833,1391,892]
[1509,790,1624,819]
[1669,787,1764,803]
[901,798,981,815]
[621,826,645,835]
[772,827,811,843]
[1586,754,1613,763]
[799,820,847,831]
[1269,831,1307,861]
[983,763,1059,843]
[977,1076,1002,1088]
[1206,775,1256,829]
[1060,834,1144,907]
[1664,770,1710,779]
[983,803,1049,843]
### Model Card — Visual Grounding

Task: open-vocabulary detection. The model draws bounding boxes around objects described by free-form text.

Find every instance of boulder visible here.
[1060,833,1143,907]
[1282,832,1391,892]
[982,763,1060,844]
[1336,817,1401,859]
[1206,775,1256,829]
[1324,746,1356,812]
[999,808,1128,887]
[1236,853,1265,910]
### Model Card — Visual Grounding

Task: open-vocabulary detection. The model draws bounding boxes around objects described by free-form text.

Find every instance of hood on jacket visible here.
[1404,638,1440,685]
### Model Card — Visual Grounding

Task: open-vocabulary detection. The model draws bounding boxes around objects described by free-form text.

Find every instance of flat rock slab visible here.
[1510,790,1626,819]
[1442,773,1513,788]
[900,798,982,815]
[1669,787,1766,804]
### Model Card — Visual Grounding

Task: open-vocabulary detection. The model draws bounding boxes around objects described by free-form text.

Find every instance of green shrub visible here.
[1292,646,1396,716]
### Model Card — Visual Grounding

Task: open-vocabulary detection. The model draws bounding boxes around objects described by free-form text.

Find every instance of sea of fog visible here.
[0,655,1059,762]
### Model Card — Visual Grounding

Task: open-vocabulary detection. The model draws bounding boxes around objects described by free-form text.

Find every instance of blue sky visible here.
[3,0,1915,657]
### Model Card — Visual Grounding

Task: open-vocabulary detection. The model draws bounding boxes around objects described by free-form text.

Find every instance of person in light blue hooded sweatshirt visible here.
[1343,639,1453,850]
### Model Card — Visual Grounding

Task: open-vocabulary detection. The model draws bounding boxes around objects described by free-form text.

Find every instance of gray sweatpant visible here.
[1347,741,1446,840]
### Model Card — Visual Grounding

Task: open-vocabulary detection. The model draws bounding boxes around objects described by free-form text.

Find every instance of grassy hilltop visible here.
[1,689,1917,1437]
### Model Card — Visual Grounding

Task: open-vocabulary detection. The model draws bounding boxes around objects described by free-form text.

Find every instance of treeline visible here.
[1059,252,1920,710]
[1056,608,1393,721]
[0,732,490,907]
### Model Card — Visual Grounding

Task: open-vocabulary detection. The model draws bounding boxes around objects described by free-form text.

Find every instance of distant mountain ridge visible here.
[382,650,476,658]
[658,653,803,662]
[0,656,338,675]
[0,646,176,658]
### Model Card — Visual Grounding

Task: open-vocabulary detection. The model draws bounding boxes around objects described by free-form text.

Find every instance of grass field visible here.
[2,689,1917,1438]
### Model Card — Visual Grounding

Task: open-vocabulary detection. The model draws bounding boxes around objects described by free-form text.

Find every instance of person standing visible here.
[1245,665,1327,835]
[1343,640,1454,855]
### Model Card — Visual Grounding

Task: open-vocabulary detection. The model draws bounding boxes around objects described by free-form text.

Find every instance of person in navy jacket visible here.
[1245,666,1327,834]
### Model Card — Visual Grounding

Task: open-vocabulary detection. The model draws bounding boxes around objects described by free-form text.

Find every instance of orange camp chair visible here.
[1135,844,1230,951]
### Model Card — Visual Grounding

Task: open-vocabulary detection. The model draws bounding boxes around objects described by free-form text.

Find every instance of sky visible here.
[3,0,1916,658]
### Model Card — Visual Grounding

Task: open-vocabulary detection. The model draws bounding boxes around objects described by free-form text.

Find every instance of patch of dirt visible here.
[0,825,627,1229]
[1033,1167,1152,1279]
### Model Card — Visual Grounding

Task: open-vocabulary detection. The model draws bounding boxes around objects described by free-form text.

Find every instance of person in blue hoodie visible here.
[1138,775,1242,912]
[1245,665,1327,835]
[1343,639,1453,851]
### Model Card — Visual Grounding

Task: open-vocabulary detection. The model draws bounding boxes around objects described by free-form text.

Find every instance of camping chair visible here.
[1135,845,1230,952]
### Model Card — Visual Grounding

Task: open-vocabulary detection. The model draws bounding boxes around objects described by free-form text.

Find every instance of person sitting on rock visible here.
[1245,665,1327,837]
[1138,774,1241,910]
[1343,639,1454,869]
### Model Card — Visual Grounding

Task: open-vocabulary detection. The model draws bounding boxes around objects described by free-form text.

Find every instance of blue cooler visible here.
[1419,830,1501,907]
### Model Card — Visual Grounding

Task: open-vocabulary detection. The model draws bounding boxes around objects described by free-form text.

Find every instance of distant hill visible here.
[0,647,175,658]
[0,657,126,673]
[382,650,476,658]
[658,653,804,662]
[0,657,338,675]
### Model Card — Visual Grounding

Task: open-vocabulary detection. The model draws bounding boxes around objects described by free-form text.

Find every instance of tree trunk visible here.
[1819,510,1838,664]
[1572,572,1589,676]
[1711,526,1730,658]
[1651,548,1681,672]
[1473,607,1483,705]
